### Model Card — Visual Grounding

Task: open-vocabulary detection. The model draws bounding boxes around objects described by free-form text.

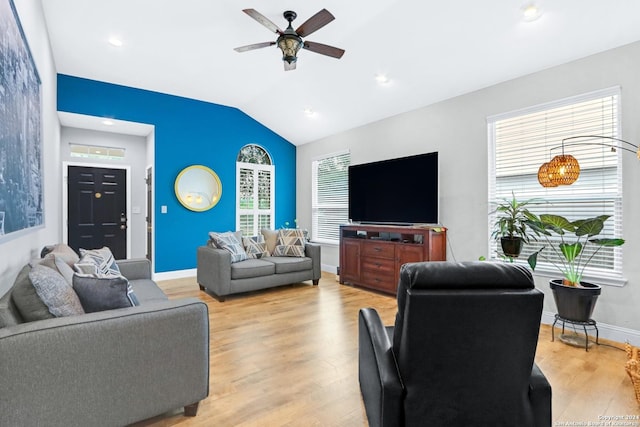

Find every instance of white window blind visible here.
[312,151,350,244]
[236,162,274,236]
[488,87,624,284]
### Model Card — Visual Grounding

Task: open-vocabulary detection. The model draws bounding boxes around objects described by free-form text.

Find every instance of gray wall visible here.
[0,0,60,295]
[297,41,640,342]
[60,127,149,259]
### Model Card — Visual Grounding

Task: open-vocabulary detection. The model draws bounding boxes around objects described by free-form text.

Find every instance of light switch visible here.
[132,206,141,214]
[161,205,167,214]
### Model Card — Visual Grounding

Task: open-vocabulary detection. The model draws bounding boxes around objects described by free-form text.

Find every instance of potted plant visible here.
[526,214,625,322]
[491,193,539,258]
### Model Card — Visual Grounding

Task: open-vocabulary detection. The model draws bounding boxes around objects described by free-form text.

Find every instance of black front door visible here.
[68,166,127,259]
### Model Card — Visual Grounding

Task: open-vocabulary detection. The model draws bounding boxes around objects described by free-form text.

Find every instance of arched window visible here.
[236,144,275,236]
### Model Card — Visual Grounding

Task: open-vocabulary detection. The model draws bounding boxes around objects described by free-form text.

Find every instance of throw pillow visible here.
[11,264,55,322]
[28,264,85,317]
[261,229,279,255]
[273,228,306,257]
[40,243,80,268]
[75,247,121,276]
[242,235,269,259]
[209,231,248,263]
[72,274,138,313]
[39,254,75,285]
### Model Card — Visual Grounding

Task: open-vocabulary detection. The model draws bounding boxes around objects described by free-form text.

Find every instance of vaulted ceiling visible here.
[42,1,640,145]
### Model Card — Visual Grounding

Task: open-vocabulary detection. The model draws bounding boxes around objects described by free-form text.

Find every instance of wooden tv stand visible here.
[339,224,447,295]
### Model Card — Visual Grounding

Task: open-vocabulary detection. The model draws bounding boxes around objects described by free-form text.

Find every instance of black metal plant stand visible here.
[551,314,599,352]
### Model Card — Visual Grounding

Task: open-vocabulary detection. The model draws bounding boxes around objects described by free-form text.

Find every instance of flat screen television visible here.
[348,152,438,225]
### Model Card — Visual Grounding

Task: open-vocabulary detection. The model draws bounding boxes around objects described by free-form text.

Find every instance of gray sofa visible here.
[0,258,210,427]
[197,242,321,301]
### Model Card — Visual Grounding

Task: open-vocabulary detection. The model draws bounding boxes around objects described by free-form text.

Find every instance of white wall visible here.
[0,0,60,295]
[59,127,149,258]
[297,41,640,341]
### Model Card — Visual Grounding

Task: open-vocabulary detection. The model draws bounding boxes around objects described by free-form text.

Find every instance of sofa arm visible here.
[305,242,321,281]
[116,257,152,281]
[197,245,232,296]
[0,298,209,427]
[530,363,552,427]
[358,308,404,427]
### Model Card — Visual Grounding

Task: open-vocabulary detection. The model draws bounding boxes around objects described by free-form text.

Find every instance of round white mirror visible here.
[175,165,222,212]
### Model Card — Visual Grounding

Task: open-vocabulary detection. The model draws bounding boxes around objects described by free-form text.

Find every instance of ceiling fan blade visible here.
[234,41,276,53]
[303,41,345,59]
[284,61,297,71]
[295,9,335,38]
[242,9,283,34]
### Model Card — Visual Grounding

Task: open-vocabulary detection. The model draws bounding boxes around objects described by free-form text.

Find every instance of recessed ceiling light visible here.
[108,37,123,47]
[522,4,543,22]
[375,74,390,85]
[102,120,114,126]
[304,108,316,117]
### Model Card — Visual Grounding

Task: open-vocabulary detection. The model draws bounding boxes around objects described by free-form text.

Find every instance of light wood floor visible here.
[135,272,639,426]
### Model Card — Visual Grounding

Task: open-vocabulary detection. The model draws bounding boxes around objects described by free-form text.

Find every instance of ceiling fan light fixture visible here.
[277,34,302,63]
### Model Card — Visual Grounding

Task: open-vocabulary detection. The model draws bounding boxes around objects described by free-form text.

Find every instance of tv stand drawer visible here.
[362,241,395,258]
[361,257,395,275]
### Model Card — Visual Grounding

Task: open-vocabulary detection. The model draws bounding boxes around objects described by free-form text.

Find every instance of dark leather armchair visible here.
[359,261,552,427]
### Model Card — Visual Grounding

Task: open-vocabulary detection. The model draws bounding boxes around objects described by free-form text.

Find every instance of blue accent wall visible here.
[57,74,296,272]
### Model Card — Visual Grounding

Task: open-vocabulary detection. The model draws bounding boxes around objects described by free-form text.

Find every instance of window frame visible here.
[487,87,626,287]
[235,145,275,236]
[311,150,350,245]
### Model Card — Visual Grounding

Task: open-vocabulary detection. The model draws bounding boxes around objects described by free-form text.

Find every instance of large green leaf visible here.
[589,238,625,247]
[540,214,571,234]
[559,242,582,262]
[527,250,541,270]
[575,217,604,237]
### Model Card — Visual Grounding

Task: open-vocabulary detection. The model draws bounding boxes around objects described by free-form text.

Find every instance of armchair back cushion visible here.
[393,261,545,427]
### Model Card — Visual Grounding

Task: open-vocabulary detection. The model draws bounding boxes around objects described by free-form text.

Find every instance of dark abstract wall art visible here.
[0,0,43,240]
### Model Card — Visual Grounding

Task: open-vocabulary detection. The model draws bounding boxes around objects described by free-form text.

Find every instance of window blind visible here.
[488,87,624,284]
[312,151,350,244]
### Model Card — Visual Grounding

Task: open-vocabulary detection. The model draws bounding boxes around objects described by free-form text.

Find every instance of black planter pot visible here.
[500,237,523,258]
[550,279,601,323]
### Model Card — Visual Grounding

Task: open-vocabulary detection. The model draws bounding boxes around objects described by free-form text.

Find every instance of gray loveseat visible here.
[197,242,321,301]
[0,257,210,427]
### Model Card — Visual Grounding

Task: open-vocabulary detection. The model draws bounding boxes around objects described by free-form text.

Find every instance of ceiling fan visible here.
[234,9,345,71]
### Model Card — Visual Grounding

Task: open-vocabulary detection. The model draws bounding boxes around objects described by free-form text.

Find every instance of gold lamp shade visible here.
[537,162,558,187]
[548,154,580,186]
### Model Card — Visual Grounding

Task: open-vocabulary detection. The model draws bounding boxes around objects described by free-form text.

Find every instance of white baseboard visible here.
[153,268,197,282]
[541,310,640,346]
[322,263,338,274]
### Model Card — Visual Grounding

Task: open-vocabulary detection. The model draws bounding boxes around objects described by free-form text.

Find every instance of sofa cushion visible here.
[0,288,22,327]
[72,274,137,313]
[75,247,122,276]
[230,259,276,280]
[29,264,85,317]
[273,228,306,257]
[129,279,169,303]
[243,235,269,259]
[209,231,248,263]
[11,264,56,322]
[267,256,313,274]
